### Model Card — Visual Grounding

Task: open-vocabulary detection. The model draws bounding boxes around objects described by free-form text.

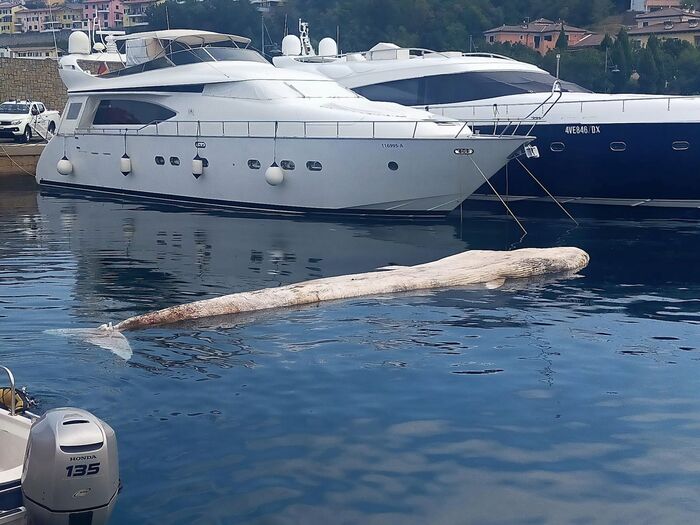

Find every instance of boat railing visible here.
[292,48,517,63]
[73,119,536,140]
[0,365,16,416]
[428,93,698,117]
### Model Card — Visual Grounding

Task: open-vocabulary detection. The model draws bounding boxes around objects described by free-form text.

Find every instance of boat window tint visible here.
[388,161,399,171]
[66,102,82,120]
[155,156,165,165]
[354,78,422,106]
[205,47,268,64]
[248,159,261,169]
[306,161,323,172]
[610,142,626,152]
[355,71,589,106]
[167,47,214,66]
[672,141,690,151]
[169,156,180,166]
[93,100,176,125]
[101,56,173,78]
[280,160,295,170]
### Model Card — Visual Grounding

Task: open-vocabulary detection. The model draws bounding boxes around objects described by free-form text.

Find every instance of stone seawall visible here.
[0,58,67,112]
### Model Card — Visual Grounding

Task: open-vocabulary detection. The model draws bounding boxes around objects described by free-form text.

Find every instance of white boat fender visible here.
[22,408,119,525]
[120,154,131,176]
[265,162,284,186]
[57,156,73,176]
[192,154,204,179]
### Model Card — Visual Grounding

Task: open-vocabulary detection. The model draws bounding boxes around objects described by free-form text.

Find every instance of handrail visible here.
[444,93,699,112]
[72,118,537,140]
[0,366,16,416]
[292,47,517,63]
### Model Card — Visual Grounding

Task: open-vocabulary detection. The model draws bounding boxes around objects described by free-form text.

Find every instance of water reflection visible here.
[1,178,700,524]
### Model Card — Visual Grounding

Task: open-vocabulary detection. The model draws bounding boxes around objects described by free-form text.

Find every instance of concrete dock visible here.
[0,143,44,178]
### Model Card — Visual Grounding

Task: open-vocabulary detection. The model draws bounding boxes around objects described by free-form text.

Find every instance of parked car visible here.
[0,100,60,143]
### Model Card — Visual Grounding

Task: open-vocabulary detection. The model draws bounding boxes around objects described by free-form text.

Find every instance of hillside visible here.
[146,0,700,95]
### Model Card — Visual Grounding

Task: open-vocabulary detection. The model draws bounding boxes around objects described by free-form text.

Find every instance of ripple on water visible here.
[1,183,700,523]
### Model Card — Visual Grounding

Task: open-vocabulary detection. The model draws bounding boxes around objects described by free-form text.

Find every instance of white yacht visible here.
[36,30,533,217]
[0,366,119,525]
[275,24,700,208]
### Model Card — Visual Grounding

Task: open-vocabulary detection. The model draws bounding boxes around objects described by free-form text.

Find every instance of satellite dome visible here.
[281,35,302,56]
[68,31,91,55]
[318,37,338,57]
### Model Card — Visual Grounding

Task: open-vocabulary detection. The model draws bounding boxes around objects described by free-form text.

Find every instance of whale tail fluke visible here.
[46,326,133,361]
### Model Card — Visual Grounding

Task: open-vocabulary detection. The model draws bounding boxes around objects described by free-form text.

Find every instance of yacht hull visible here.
[471,121,700,207]
[37,134,529,216]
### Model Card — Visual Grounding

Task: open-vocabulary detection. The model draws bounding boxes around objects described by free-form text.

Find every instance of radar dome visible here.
[68,31,91,55]
[318,37,338,57]
[282,35,302,56]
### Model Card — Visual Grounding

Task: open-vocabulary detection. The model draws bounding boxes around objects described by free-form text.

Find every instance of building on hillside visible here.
[250,0,284,12]
[635,7,700,27]
[122,0,161,28]
[15,3,82,32]
[83,0,124,30]
[0,1,23,34]
[629,18,700,47]
[0,28,69,56]
[630,0,682,12]
[569,33,613,50]
[483,18,592,55]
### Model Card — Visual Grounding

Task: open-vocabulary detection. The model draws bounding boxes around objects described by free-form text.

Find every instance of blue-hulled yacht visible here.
[275,24,700,209]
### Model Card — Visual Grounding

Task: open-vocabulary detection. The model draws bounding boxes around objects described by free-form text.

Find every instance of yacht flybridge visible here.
[36,29,533,217]
[275,23,700,208]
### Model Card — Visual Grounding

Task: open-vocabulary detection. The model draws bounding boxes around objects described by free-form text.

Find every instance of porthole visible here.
[306,161,323,172]
[200,157,209,168]
[550,142,565,152]
[155,156,165,165]
[610,142,626,152]
[169,156,180,166]
[248,159,261,170]
[388,161,399,171]
[280,160,295,170]
[672,141,690,151]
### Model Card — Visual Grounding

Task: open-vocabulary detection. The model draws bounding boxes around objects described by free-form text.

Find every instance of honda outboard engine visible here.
[21,408,119,525]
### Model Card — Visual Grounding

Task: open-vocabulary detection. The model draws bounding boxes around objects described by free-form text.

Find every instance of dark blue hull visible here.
[474,122,700,205]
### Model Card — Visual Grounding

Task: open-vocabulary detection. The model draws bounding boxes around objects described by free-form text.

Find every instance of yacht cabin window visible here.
[353,71,589,106]
[92,100,176,125]
[65,102,82,120]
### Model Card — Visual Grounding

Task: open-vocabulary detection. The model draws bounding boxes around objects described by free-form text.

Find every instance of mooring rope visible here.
[0,143,37,177]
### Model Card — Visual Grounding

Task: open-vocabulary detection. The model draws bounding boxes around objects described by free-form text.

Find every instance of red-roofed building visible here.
[484,18,592,55]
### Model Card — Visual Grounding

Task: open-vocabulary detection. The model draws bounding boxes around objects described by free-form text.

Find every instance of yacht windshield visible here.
[0,103,29,114]
[103,43,268,78]
[354,71,589,106]
[167,46,268,66]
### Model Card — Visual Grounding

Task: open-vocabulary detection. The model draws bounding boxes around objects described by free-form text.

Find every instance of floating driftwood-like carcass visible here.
[51,247,589,359]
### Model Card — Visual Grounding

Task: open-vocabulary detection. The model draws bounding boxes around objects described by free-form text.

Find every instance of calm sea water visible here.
[1,176,700,524]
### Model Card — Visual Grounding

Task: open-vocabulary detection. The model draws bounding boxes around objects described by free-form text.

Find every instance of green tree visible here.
[637,48,659,93]
[555,26,568,49]
[646,35,666,92]
[610,28,631,92]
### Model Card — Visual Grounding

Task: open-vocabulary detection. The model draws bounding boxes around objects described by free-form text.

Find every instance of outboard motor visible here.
[21,408,119,525]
